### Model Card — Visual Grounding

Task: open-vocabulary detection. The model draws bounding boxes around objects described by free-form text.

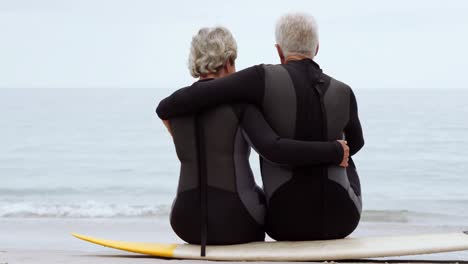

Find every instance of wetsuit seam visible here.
[231,117,241,194]
[232,110,265,228]
[328,180,361,215]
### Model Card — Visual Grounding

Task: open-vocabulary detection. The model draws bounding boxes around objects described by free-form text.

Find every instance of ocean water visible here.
[1,88,468,226]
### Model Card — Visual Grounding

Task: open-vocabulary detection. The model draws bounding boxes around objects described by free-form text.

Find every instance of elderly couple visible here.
[156,12,364,255]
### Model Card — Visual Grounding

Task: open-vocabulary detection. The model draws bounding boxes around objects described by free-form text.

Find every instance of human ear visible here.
[275,44,286,64]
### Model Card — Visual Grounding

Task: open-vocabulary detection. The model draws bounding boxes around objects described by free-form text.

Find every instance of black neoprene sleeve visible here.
[156,66,264,120]
[240,105,344,166]
[344,89,364,156]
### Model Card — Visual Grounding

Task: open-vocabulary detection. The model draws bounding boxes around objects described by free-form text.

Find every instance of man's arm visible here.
[344,89,364,156]
[240,105,349,166]
[156,66,265,120]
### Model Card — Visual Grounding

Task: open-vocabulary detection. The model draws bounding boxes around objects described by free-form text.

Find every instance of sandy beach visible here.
[1,218,467,263]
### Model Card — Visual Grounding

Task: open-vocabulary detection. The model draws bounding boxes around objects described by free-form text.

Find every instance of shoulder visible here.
[260,63,286,73]
[321,73,360,111]
[322,73,357,99]
[239,64,267,74]
[260,64,295,86]
[322,73,351,91]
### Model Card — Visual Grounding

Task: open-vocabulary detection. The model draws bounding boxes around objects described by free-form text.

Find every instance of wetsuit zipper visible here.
[313,77,329,239]
[194,115,208,257]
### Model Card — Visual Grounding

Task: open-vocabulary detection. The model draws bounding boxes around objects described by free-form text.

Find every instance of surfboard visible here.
[72,231,468,261]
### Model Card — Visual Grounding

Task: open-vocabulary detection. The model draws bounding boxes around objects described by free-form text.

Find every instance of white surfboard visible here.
[72,231,468,261]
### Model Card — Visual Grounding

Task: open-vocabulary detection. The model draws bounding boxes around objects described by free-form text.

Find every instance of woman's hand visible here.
[337,140,349,167]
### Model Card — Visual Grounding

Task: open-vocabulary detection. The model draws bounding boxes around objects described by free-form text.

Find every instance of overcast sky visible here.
[1,0,467,89]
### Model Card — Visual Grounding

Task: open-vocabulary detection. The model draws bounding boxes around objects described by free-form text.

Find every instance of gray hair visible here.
[275,12,319,58]
[188,27,237,78]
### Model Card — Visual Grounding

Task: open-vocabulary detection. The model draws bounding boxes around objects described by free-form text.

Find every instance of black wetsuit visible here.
[168,77,345,247]
[159,60,364,241]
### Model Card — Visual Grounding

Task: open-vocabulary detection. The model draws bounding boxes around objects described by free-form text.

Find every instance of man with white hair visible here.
[157,13,364,241]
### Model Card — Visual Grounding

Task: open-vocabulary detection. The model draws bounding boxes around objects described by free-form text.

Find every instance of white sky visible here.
[1,0,467,89]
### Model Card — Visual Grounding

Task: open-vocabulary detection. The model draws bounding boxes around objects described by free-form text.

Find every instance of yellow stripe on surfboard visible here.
[71,233,178,258]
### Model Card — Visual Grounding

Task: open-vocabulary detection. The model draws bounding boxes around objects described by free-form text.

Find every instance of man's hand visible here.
[162,119,173,137]
[337,140,349,167]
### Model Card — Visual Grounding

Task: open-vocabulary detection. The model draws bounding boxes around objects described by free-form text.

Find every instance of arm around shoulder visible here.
[155,65,265,120]
[240,105,344,166]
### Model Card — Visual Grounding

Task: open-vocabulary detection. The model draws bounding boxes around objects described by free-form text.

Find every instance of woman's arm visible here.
[344,89,364,156]
[156,66,265,120]
[239,105,347,166]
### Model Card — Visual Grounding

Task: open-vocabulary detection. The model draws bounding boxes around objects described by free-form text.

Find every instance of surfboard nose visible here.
[71,233,87,239]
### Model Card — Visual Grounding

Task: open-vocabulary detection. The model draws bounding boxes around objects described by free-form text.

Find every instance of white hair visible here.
[275,12,319,58]
[188,27,237,78]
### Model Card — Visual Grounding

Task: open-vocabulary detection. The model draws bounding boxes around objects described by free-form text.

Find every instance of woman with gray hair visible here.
[163,26,348,255]
[158,13,364,242]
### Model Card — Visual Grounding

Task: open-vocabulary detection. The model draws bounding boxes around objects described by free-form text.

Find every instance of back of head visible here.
[275,12,319,59]
[188,27,238,78]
